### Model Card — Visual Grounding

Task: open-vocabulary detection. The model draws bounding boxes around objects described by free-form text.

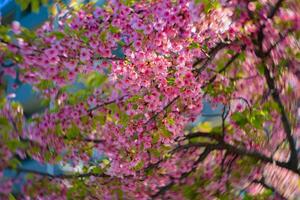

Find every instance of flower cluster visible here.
[0,0,299,199]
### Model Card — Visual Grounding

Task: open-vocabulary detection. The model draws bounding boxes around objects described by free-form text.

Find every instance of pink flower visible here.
[12,21,21,34]
[143,25,153,35]
[93,7,104,18]
[134,40,142,50]
[80,48,90,62]
[64,60,77,70]
[45,48,59,58]
[248,2,256,12]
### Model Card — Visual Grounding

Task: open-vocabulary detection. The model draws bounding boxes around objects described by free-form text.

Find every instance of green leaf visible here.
[9,193,16,200]
[250,115,262,129]
[227,49,235,55]
[31,0,40,13]
[118,40,126,47]
[8,158,21,169]
[257,63,265,75]
[54,124,63,136]
[167,77,175,86]
[202,44,208,52]
[94,114,106,125]
[109,25,121,34]
[44,151,53,162]
[0,117,9,126]
[102,158,110,165]
[21,29,37,42]
[51,31,65,40]
[161,126,172,138]
[66,124,81,139]
[82,36,89,44]
[203,0,220,14]
[119,112,129,126]
[114,188,124,199]
[296,52,300,60]
[7,140,24,151]
[126,95,141,103]
[41,0,48,5]
[55,154,63,162]
[133,161,144,171]
[40,98,50,107]
[183,184,199,200]
[239,52,246,61]
[243,194,254,200]
[91,166,103,174]
[85,72,107,89]
[67,90,90,105]
[121,0,136,6]
[16,0,30,10]
[167,118,175,125]
[149,148,160,157]
[231,112,248,126]
[37,80,54,90]
[189,42,200,49]
[107,103,118,114]
[100,31,107,42]
[152,132,160,144]
[26,173,35,180]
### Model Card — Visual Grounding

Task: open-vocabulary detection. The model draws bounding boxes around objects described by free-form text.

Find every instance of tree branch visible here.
[262,63,298,168]
[252,178,286,199]
[151,148,212,199]
[193,42,229,76]
[88,95,128,113]
[201,46,245,89]
[253,0,297,169]
[9,168,110,179]
[145,96,179,125]
[268,0,284,19]
[63,136,104,143]
[264,29,292,56]
[146,42,234,127]
[177,141,296,174]
[185,131,222,141]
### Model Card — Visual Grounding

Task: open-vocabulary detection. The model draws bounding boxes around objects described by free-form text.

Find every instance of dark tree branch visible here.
[221,104,229,139]
[253,0,297,169]
[145,96,179,125]
[223,143,294,173]
[264,29,292,56]
[262,63,298,168]
[220,151,229,174]
[151,148,212,199]
[7,113,19,133]
[63,136,104,143]
[1,63,16,68]
[193,42,229,76]
[252,178,286,199]
[177,141,296,174]
[232,96,252,112]
[226,154,238,176]
[97,56,126,61]
[150,180,174,199]
[88,95,128,113]
[185,131,222,140]
[9,168,109,179]
[268,0,284,19]
[201,46,245,89]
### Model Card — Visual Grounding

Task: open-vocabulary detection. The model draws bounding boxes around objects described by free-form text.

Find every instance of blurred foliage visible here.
[15,0,49,13]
